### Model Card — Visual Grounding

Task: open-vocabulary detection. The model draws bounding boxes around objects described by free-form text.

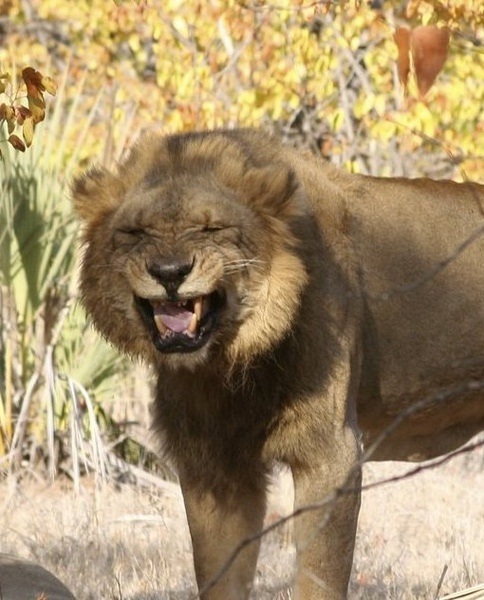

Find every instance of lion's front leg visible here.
[291,426,362,600]
[179,475,266,600]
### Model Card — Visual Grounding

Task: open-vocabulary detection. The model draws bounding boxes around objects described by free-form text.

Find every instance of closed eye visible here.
[117,227,144,236]
[202,225,225,233]
[201,223,237,233]
[113,228,145,246]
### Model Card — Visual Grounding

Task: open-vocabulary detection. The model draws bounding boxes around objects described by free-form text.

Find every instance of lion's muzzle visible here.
[147,256,194,298]
[135,291,225,353]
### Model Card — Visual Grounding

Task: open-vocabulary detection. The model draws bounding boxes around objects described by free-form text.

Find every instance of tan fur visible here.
[73,129,484,599]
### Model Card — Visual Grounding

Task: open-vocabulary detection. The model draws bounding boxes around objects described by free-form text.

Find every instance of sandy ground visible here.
[0,436,482,600]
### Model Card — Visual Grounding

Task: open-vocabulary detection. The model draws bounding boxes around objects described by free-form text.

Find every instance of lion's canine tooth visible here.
[187,312,198,334]
[194,296,202,320]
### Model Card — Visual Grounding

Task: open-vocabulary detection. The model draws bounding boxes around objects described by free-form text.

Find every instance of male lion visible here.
[72,129,484,599]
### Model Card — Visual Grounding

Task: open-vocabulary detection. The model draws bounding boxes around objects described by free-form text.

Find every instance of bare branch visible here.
[434,564,449,600]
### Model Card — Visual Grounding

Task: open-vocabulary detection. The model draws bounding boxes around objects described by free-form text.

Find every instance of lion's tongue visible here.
[154,303,193,333]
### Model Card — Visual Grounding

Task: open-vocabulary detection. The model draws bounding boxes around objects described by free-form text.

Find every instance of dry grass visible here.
[0,436,482,600]
[351,439,484,599]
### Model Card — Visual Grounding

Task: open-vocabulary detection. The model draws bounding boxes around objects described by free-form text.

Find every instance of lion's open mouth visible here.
[135,291,225,353]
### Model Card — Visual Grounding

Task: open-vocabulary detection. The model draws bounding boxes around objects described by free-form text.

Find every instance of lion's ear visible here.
[71,167,124,225]
[242,165,302,218]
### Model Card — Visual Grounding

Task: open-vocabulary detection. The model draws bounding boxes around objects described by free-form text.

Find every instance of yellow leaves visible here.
[22,66,57,124]
[40,75,57,96]
[0,66,56,154]
[0,72,9,94]
[371,120,398,143]
[22,116,34,147]
[353,93,387,120]
[406,0,483,28]
[172,15,190,39]
[406,0,434,25]
[409,102,437,137]
[128,33,148,63]
[1,0,482,181]
[0,102,15,133]
[330,108,346,133]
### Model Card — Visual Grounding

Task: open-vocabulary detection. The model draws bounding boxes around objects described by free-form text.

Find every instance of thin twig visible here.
[434,564,449,600]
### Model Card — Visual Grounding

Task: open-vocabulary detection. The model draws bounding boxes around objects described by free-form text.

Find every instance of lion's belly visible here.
[357,379,484,461]
[348,178,484,461]
[356,272,484,460]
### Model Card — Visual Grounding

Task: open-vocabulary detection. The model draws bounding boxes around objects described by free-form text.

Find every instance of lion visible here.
[72,129,484,600]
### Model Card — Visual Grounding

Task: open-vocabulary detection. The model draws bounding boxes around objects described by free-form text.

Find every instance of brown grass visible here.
[0,436,482,599]
[351,439,484,599]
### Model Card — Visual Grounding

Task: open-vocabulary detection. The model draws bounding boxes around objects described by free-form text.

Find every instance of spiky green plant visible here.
[0,64,130,484]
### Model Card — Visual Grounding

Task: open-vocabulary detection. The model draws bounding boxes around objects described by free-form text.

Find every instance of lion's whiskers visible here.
[223,258,264,274]
[88,264,126,273]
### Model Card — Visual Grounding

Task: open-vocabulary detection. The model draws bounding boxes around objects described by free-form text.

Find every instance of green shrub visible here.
[0,66,127,485]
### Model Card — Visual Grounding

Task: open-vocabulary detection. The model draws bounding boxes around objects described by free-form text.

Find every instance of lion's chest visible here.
[157,369,314,469]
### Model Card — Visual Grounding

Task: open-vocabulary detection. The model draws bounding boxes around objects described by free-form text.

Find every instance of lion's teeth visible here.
[154,314,168,335]
[187,312,198,334]
[194,297,202,320]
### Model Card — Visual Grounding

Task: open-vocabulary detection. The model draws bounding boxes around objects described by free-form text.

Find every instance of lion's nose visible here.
[147,258,194,296]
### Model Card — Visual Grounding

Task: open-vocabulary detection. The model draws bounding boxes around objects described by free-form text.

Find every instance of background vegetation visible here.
[0,0,483,477]
[0,0,483,481]
[2,0,483,176]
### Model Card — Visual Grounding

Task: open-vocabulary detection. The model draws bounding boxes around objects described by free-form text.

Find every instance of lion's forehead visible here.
[117,181,254,232]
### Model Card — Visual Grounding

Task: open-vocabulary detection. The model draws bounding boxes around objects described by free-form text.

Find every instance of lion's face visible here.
[73,131,309,369]
[108,179,269,362]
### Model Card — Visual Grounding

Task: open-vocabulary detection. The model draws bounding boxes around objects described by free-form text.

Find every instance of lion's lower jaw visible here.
[154,344,216,371]
[152,336,260,373]
[150,326,284,374]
